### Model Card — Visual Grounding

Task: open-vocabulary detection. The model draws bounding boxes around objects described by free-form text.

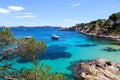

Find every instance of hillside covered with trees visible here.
[62,12,120,41]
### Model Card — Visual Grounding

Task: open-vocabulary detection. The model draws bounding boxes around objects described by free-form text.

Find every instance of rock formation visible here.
[73,58,120,80]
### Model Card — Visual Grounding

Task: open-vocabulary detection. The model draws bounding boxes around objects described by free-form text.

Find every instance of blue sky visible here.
[0,0,120,27]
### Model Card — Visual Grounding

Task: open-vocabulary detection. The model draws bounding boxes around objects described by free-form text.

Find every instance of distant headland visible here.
[0,25,60,28]
[59,12,120,41]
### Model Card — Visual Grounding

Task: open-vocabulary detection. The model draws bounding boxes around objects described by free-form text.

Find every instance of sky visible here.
[0,0,120,27]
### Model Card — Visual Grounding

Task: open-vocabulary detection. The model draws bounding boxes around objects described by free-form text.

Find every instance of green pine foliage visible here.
[109,12,120,21]
[17,64,66,80]
[16,37,47,61]
[0,28,15,47]
[0,28,67,80]
[71,12,120,34]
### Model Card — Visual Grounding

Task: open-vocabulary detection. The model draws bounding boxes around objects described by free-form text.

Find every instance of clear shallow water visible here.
[1,27,120,75]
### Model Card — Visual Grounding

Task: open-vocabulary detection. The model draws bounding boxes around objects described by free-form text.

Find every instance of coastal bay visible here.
[3,27,120,74]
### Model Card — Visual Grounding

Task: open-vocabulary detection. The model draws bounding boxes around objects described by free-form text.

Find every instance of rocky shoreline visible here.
[72,58,120,80]
[79,31,120,41]
[59,12,120,41]
[59,27,120,41]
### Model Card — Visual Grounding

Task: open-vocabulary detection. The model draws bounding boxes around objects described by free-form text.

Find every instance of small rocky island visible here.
[73,58,120,80]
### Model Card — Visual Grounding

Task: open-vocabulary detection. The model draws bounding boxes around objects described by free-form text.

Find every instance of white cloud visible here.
[12,15,36,18]
[0,8,10,14]
[0,6,25,14]
[15,12,32,15]
[73,3,80,7]
[8,6,25,11]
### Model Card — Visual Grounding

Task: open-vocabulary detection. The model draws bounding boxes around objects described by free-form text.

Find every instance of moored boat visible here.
[51,34,59,40]
[24,36,32,39]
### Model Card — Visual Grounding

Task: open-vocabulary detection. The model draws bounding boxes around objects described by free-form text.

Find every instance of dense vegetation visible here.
[69,12,120,34]
[0,28,66,80]
[0,28,15,47]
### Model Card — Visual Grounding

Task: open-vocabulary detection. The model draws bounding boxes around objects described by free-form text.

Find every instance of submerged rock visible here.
[73,58,120,80]
[102,47,119,52]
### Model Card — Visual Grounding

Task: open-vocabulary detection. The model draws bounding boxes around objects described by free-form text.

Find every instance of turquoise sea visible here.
[1,27,120,75]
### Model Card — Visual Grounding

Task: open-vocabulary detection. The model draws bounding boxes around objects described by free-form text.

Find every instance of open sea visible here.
[1,27,120,76]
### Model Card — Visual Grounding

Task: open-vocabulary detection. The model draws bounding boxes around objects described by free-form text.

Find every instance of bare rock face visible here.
[73,58,120,80]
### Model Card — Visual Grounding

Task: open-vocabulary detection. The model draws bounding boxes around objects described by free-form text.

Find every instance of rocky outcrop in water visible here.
[73,58,120,80]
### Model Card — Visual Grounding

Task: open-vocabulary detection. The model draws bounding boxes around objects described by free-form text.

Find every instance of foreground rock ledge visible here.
[73,58,120,80]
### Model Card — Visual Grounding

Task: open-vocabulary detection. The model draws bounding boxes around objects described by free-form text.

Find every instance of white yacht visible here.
[51,34,59,40]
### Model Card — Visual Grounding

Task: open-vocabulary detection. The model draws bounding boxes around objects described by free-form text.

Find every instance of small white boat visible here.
[51,34,59,40]
[24,36,32,39]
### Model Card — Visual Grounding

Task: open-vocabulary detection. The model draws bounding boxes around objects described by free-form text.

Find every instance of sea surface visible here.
[1,27,120,75]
